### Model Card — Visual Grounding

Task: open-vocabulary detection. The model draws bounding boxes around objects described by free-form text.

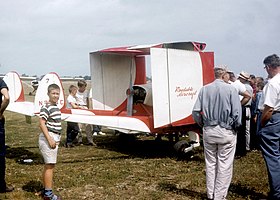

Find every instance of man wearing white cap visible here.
[228,71,252,157]
[237,72,253,153]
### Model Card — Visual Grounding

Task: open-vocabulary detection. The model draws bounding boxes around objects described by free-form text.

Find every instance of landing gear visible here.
[173,131,200,155]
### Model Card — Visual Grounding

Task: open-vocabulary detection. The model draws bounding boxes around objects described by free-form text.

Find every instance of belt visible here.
[273,110,280,114]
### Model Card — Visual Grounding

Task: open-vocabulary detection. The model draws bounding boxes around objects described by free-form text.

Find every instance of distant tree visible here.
[84,75,91,80]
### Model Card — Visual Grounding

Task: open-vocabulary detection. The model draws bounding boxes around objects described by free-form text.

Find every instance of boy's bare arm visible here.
[39,118,56,149]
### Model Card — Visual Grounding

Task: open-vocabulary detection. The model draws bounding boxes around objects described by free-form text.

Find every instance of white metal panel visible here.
[64,114,150,133]
[34,73,65,113]
[150,48,170,128]
[168,49,203,123]
[90,53,104,109]
[7,102,35,116]
[3,72,22,102]
[90,53,135,110]
[151,48,203,128]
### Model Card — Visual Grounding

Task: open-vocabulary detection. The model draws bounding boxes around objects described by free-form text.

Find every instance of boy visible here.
[65,85,80,147]
[76,80,101,145]
[38,84,62,200]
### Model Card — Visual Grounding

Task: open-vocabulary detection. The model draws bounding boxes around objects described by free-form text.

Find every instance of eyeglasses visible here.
[264,65,269,69]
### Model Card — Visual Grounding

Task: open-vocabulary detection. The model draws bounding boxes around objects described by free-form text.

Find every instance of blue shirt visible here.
[192,79,242,130]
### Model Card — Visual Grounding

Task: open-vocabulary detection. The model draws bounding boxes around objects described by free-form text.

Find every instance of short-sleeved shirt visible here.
[40,103,62,135]
[76,90,89,106]
[261,73,280,111]
[0,79,8,106]
[66,95,77,109]
[231,79,246,100]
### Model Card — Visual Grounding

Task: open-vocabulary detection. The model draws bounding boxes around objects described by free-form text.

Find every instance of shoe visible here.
[87,141,97,146]
[93,132,98,136]
[0,185,14,193]
[65,143,75,148]
[98,131,106,135]
[76,142,83,146]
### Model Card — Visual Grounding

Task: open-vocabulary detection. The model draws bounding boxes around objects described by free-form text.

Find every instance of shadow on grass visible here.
[158,182,267,200]
[157,182,207,199]
[228,182,267,199]
[94,134,204,161]
[22,180,43,193]
[6,147,43,164]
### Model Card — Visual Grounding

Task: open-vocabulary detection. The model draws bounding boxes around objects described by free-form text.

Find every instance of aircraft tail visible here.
[34,72,66,114]
[3,71,35,116]
[3,71,25,102]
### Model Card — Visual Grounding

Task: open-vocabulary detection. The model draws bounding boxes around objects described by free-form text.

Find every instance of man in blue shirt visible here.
[192,67,242,200]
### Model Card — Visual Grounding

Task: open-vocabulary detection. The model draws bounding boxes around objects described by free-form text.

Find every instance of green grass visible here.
[1,110,269,200]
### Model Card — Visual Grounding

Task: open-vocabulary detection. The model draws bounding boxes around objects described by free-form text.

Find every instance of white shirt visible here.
[76,90,89,106]
[66,95,77,109]
[261,73,280,111]
[230,79,247,100]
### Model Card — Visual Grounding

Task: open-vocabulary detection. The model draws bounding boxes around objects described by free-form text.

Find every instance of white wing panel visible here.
[168,50,203,122]
[151,48,170,128]
[7,102,35,116]
[64,115,150,133]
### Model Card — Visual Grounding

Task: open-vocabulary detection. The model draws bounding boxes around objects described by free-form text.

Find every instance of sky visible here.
[0,0,279,78]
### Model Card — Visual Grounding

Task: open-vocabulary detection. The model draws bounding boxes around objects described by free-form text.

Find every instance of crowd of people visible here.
[193,54,280,200]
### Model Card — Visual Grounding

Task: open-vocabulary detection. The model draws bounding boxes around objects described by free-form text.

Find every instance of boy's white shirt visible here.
[76,90,89,106]
[66,95,77,108]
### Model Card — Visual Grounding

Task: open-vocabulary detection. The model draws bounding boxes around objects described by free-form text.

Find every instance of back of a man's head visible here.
[214,67,227,79]
[263,54,280,68]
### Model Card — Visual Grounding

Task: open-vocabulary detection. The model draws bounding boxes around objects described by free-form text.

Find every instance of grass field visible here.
[0,82,271,200]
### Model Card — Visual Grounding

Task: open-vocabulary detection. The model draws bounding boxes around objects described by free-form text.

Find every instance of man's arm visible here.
[192,90,203,127]
[0,88,10,119]
[240,90,251,106]
[261,105,274,127]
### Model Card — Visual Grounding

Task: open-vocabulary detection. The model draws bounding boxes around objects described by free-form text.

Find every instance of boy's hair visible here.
[257,81,265,90]
[77,80,87,88]
[69,85,77,93]
[48,84,60,93]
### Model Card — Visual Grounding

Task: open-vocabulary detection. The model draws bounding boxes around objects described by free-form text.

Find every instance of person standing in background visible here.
[0,78,13,193]
[75,80,96,145]
[258,54,280,200]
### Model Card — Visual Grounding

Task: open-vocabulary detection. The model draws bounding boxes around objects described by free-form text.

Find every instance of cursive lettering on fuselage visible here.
[175,86,197,99]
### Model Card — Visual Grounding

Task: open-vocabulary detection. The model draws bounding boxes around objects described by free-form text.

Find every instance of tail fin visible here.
[3,71,36,116]
[34,72,66,114]
[3,71,25,102]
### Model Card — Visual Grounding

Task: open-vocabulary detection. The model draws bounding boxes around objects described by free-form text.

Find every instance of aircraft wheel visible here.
[174,140,190,153]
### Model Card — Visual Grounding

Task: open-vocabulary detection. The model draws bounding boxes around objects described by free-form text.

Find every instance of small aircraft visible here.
[4,41,214,154]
